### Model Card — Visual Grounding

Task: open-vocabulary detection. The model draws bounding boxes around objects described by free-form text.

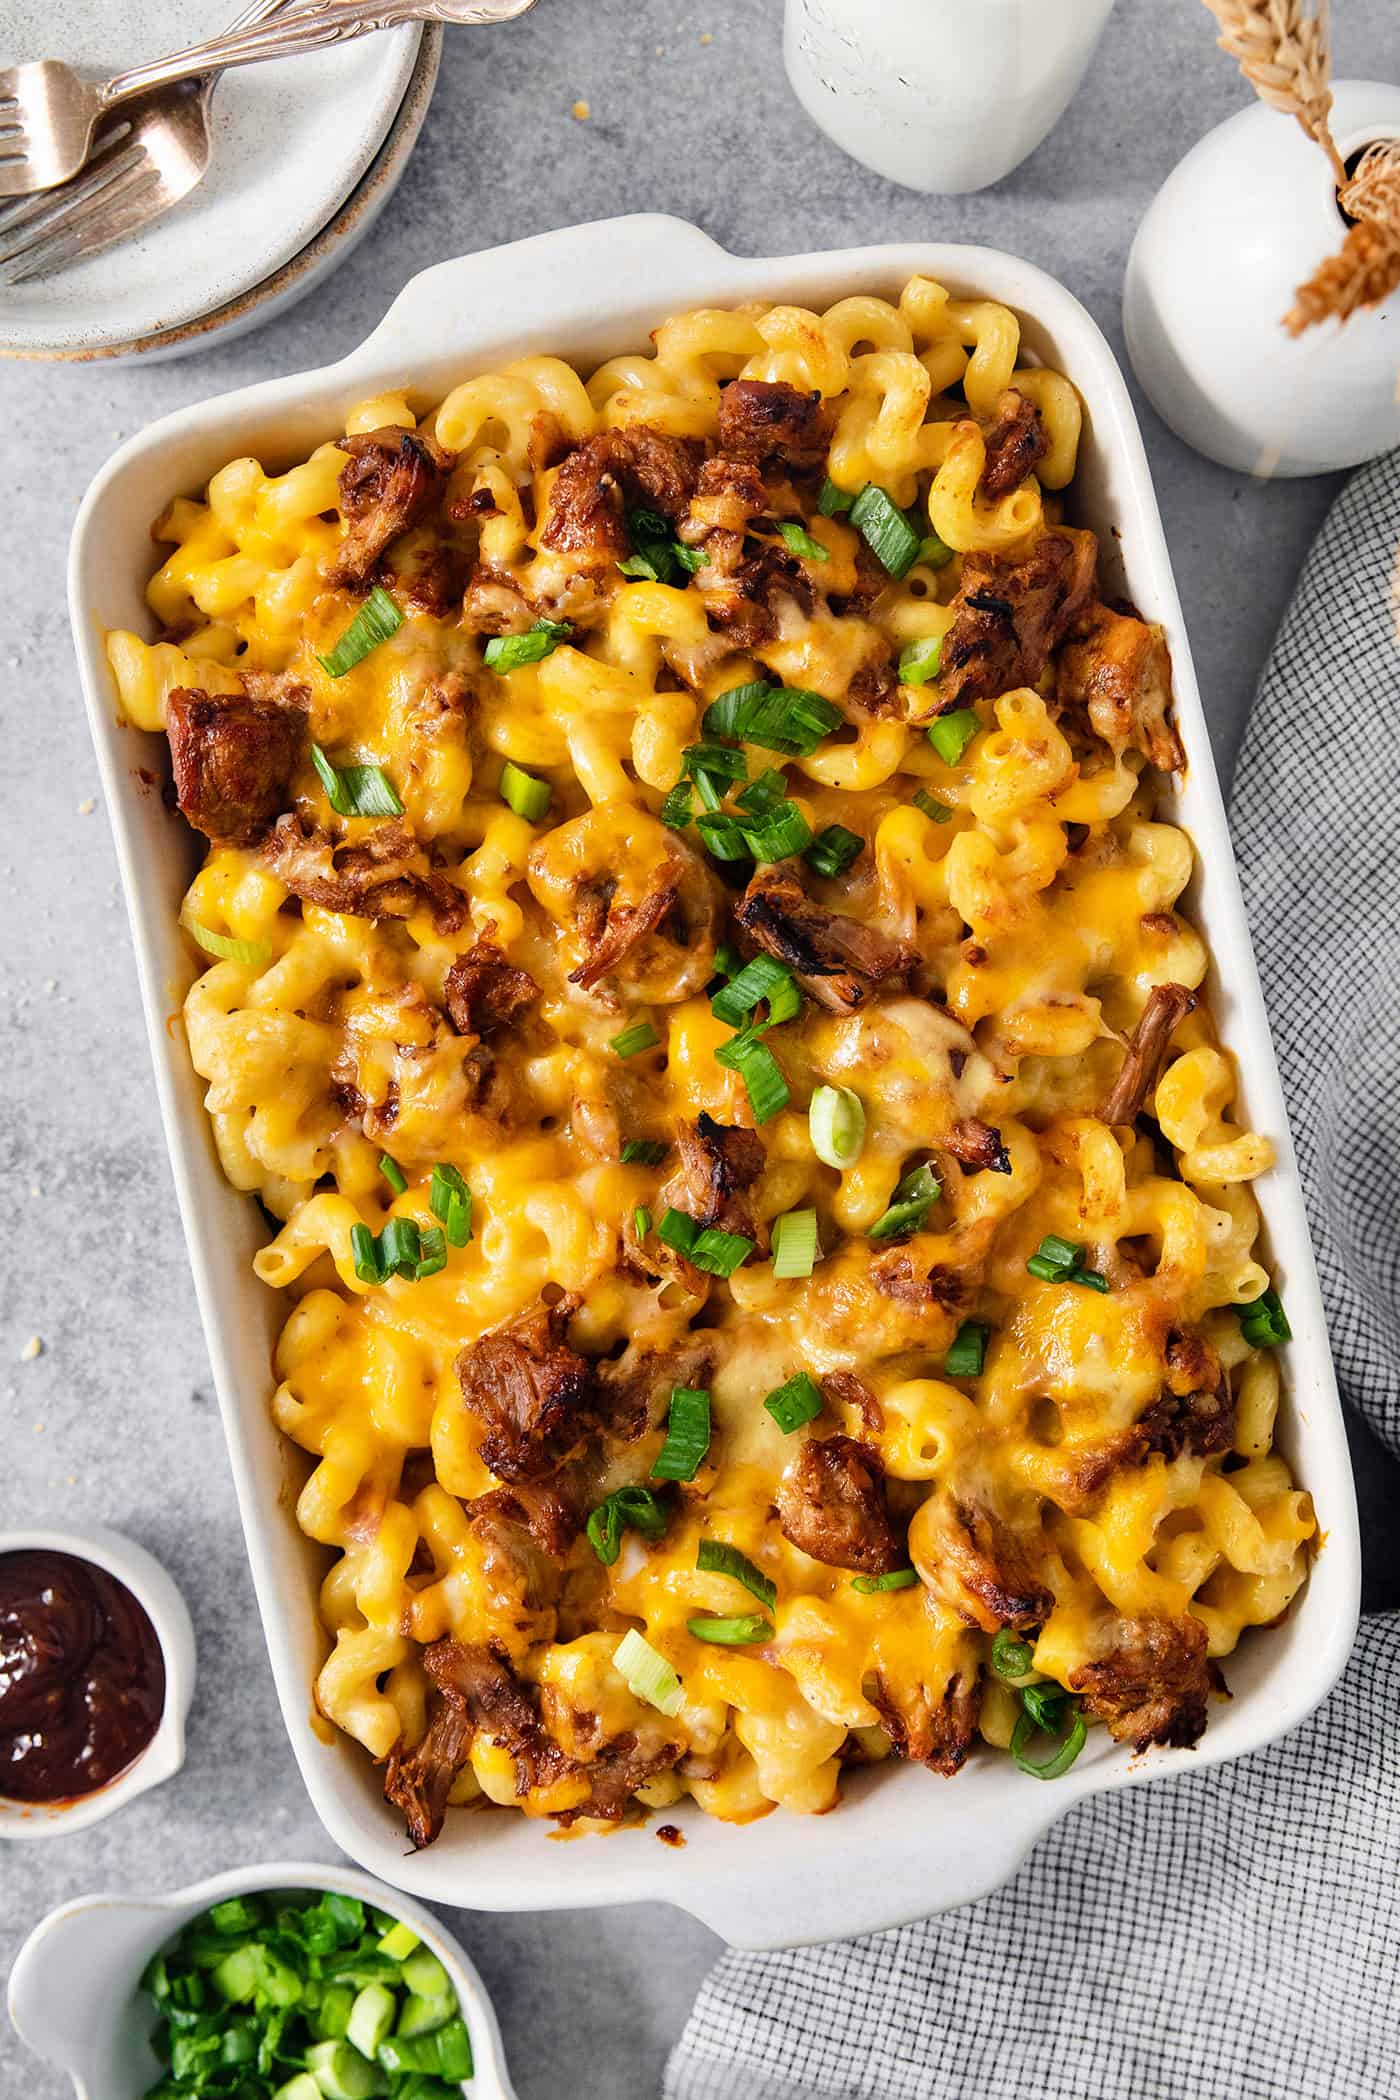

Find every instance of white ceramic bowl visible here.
[0,1524,195,1840]
[65,217,1361,1949]
[7,1859,517,2099]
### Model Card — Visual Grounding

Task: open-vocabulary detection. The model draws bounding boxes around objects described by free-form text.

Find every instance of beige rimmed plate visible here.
[0,5,432,361]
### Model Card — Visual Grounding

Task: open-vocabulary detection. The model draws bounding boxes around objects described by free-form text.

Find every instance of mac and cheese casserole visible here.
[108,276,1313,1841]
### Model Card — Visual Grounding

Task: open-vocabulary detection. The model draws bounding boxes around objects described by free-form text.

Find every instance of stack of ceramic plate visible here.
[0,0,441,362]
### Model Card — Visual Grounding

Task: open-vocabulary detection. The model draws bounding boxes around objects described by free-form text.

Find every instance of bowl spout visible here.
[8,1893,168,2099]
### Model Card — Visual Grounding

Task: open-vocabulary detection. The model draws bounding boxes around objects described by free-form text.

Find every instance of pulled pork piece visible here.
[701,545,816,650]
[264,814,467,934]
[1070,1614,1217,1751]
[1101,982,1197,1125]
[383,1694,474,1850]
[541,426,704,558]
[717,379,833,469]
[681,455,772,538]
[455,1295,594,1483]
[660,1112,766,1244]
[444,931,538,1039]
[947,1116,1012,1176]
[468,1482,579,1562]
[1058,601,1184,772]
[939,528,1098,708]
[913,1491,1050,1633]
[848,642,900,719]
[166,683,305,845]
[736,862,914,1015]
[434,1637,570,1795]
[563,1733,686,1824]
[593,1332,717,1443]
[821,1369,881,1433]
[870,1669,980,1776]
[978,388,1049,500]
[1061,1333,1233,1509]
[776,1434,903,1576]
[570,876,678,991]
[327,426,452,590]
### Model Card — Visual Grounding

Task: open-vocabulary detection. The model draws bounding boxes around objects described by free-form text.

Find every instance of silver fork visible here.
[0,0,291,286]
[0,0,537,199]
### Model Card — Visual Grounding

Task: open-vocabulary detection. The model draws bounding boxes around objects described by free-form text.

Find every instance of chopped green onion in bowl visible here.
[136,1886,475,2098]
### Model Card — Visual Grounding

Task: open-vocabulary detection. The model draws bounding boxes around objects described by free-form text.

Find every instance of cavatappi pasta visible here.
[109,275,1313,1840]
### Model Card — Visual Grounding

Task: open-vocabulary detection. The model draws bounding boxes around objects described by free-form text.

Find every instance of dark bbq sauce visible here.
[0,1549,165,1801]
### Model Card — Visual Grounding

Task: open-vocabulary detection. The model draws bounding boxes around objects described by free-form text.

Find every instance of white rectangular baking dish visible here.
[68,217,1361,1951]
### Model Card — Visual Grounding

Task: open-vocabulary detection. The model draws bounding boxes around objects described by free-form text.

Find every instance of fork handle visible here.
[97,0,536,111]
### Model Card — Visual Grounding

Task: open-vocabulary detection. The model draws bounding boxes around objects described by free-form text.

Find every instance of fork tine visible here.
[0,130,141,246]
[0,159,163,282]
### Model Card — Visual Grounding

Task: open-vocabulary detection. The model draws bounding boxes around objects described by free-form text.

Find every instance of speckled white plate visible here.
[0,0,422,358]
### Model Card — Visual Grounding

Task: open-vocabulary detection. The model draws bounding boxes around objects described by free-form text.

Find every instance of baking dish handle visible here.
[332,214,743,377]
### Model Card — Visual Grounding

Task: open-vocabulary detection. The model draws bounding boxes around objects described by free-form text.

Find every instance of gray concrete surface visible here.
[3,0,1398,2093]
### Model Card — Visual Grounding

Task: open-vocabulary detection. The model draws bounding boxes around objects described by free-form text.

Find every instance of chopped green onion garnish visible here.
[777,520,829,562]
[1026,1254,1067,1282]
[849,484,922,579]
[414,1224,448,1279]
[770,1206,819,1278]
[310,742,404,819]
[1020,1680,1068,1733]
[621,1138,668,1166]
[587,1484,668,1565]
[683,741,749,785]
[1239,1286,1291,1347]
[819,477,856,516]
[737,767,790,816]
[610,1020,660,1058]
[701,681,843,758]
[429,1161,472,1247]
[927,709,980,767]
[809,1084,865,1169]
[743,799,814,862]
[660,780,694,829]
[944,1319,990,1377]
[633,1204,653,1241]
[1010,1695,1087,1780]
[351,1222,383,1284]
[711,954,796,1028]
[868,1162,941,1240]
[380,1215,423,1277]
[351,1214,445,1284]
[185,919,271,967]
[916,532,955,568]
[714,1028,790,1122]
[613,1628,684,1716]
[852,1568,919,1593]
[483,617,571,673]
[1037,1234,1083,1271]
[656,1208,756,1277]
[652,1386,712,1482]
[317,584,403,678]
[991,1629,1034,1680]
[763,1370,824,1432]
[379,1154,407,1196]
[696,811,753,862]
[619,508,705,586]
[913,788,952,824]
[804,824,864,878]
[712,942,742,980]
[1073,1267,1110,1292]
[899,636,943,687]
[686,1613,772,1644]
[696,1538,777,1610]
[499,759,551,821]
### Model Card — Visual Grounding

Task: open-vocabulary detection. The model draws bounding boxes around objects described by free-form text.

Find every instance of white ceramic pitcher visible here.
[782,0,1116,195]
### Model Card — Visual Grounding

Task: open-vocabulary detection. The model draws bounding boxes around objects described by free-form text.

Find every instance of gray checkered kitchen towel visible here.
[667,452,1400,2100]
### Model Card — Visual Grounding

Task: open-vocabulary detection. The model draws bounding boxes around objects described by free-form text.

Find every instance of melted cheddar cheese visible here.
[107,276,1314,1838]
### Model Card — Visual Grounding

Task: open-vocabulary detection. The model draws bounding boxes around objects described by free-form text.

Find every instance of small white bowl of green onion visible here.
[6,1860,516,2100]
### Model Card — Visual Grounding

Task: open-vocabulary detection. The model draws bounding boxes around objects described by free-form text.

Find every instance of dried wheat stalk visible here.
[1200,0,1347,185]
[1286,140,1400,332]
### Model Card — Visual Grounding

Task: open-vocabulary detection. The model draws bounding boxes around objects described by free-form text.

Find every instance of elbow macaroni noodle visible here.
[108,275,1312,1836]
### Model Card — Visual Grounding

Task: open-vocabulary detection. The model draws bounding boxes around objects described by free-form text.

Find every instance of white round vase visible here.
[782,0,1117,196]
[1124,79,1400,476]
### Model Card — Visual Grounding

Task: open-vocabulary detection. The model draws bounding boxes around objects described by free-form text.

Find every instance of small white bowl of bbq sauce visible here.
[0,1525,195,1838]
